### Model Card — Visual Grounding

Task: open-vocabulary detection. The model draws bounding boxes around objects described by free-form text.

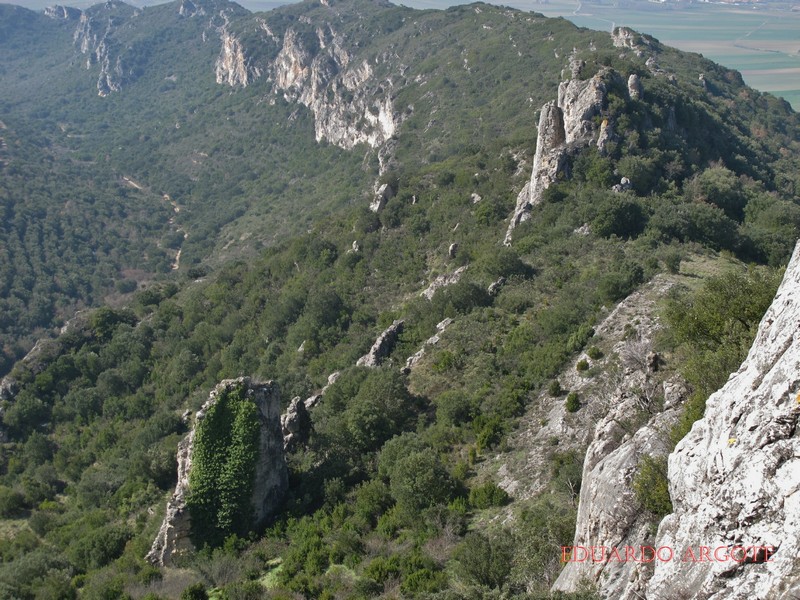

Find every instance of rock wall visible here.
[147,377,287,566]
[269,25,400,149]
[216,27,261,86]
[646,242,800,599]
[73,7,135,97]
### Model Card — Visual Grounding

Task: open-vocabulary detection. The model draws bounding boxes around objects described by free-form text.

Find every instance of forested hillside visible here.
[0,0,799,598]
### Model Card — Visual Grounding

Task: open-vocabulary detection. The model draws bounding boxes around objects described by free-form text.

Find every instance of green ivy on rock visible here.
[187,384,260,548]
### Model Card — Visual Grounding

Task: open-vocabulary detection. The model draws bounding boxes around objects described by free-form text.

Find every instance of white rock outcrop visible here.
[271,26,400,149]
[356,319,404,368]
[420,266,468,300]
[216,28,261,87]
[647,241,800,599]
[505,75,606,244]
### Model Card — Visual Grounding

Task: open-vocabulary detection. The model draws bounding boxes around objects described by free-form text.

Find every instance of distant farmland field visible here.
[401,0,800,110]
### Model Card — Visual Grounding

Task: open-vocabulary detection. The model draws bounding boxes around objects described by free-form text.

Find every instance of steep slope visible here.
[1,1,800,598]
[647,242,800,599]
[1,0,799,378]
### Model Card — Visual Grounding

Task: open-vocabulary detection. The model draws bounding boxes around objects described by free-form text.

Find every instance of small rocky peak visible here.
[505,72,609,244]
[44,5,81,20]
[178,0,205,17]
[356,320,405,367]
[627,73,643,100]
[557,75,606,145]
[281,396,312,451]
[611,26,649,57]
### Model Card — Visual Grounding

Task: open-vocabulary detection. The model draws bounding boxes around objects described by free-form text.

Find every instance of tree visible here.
[452,531,513,589]
[389,451,455,517]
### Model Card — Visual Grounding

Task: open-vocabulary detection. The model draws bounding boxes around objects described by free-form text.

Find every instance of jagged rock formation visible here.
[402,318,452,374]
[178,0,205,18]
[552,375,687,598]
[356,319,404,367]
[370,183,396,213]
[269,25,400,149]
[645,241,800,599]
[420,266,468,300]
[505,74,606,244]
[146,378,287,566]
[44,5,81,20]
[73,7,134,97]
[628,73,643,100]
[281,396,312,451]
[216,27,261,86]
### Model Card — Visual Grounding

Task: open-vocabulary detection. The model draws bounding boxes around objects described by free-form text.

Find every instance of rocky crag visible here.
[552,243,800,599]
[504,72,607,245]
[487,274,685,509]
[646,241,800,599]
[146,377,287,566]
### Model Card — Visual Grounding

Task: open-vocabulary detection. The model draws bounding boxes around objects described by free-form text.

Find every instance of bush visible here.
[632,455,672,517]
[0,485,26,517]
[547,380,563,397]
[565,392,580,413]
[435,391,474,426]
[469,482,510,509]
[180,583,208,600]
[575,359,589,372]
[452,531,513,590]
[586,346,603,360]
[389,451,455,517]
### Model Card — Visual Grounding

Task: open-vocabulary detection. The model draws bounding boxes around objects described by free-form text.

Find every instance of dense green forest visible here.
[0,0,799,598]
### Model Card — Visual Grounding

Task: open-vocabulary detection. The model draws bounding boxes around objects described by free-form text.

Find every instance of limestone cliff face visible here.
[213,21,400,150]
[270,25,399,149]
[216,27,261,87]
[43,5,81,20]
[73,6,136,97]
[505,74,606,244]
[646,242,800,599]
[147,377,287,566]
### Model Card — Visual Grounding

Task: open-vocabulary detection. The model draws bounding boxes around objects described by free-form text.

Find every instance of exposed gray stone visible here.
[281,396,312,451]
[356,320,405,367]
[403,318,453,374]
[420,266,468,300]
[370,183,395,213]
[505,74,606,244]
[628,73,643,100]
[647,241,800,599]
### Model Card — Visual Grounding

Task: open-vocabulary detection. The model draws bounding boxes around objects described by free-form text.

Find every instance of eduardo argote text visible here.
[561,545,776,564]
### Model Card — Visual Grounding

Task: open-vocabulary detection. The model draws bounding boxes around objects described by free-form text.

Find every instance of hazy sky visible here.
[1,0,472,11]
[2,0,288,9]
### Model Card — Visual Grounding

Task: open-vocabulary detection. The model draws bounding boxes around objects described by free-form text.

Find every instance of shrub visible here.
[586,346,603,360]
[469,482,510,509]
[576,359,589,372]
[547,380,563,397]
[633,455,672,517]
[389,451,455,517]
[180,583,208,600]
[565,392,580,413]
[452,531,513,590]
[0,485,25,517]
